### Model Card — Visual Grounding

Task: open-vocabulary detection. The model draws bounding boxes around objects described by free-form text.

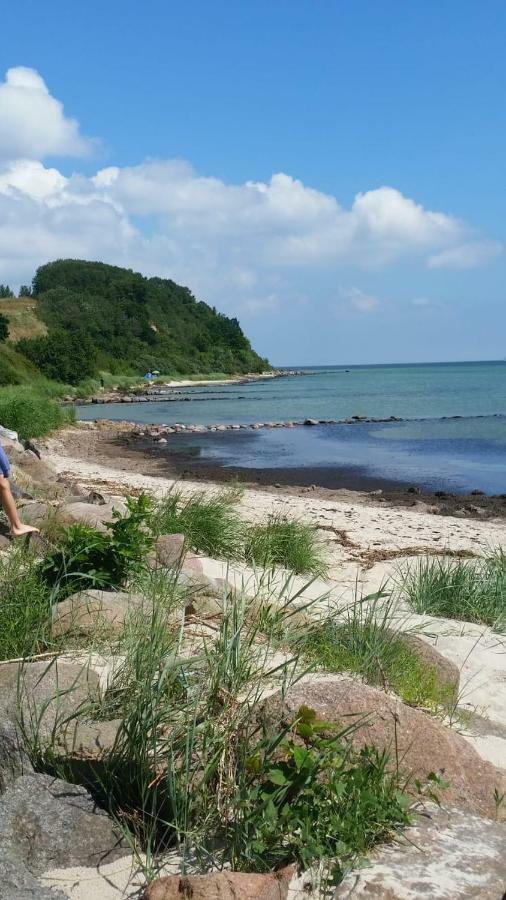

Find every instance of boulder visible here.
[52,589,146,638]
[0,717,33,793]
[55,500,128,532]
[155,533,185,567]
[144,866,295,900]
[335,804,506,898]
[0,773,128,874]
[0,660,100,742]
[19,502,53,526]
[260,676,506,819]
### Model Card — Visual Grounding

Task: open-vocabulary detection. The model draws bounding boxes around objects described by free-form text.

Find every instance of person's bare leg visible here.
[0,476,39,537]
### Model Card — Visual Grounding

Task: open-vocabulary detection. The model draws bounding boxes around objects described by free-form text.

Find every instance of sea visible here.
[77,361,506,495]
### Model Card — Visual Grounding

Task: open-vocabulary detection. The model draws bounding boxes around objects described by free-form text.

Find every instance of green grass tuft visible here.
[0,546,53,661]
[244,515,327,576]
[154,489,245,559]
[398,552,506,630]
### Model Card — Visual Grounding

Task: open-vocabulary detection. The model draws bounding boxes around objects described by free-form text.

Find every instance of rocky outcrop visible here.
[260,676,506,819]
[0,853,67,899]
[55,499,128,532]
[154,533,185,567]
[335,804,506,899]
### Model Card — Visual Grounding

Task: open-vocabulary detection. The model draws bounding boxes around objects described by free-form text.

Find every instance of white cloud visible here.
[411,296,431,307]
[427,239,503,269]
[339,286,380,313]
[0,67,95,160]
[0,63,501,312]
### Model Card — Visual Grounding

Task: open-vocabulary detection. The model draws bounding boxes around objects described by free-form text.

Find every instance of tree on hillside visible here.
[0,314,9,343]
[0,285,14,299]
[18,329,97,385]
[18,285,32,297]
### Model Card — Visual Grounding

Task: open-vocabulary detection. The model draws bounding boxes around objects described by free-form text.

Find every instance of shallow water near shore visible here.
[78,361,506,494]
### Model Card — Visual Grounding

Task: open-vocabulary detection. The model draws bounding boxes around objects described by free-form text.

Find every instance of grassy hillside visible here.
[0,297,47,342]
[13,259,269,384]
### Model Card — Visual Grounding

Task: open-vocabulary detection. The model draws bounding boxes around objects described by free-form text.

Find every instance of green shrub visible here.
[399,553,506,630]
[39,494,155,600]
[245,515,327,576]
[154,489,245,559]
[0,386,74,438]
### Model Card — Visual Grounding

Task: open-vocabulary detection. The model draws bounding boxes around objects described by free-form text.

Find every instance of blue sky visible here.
[0,0,505,365]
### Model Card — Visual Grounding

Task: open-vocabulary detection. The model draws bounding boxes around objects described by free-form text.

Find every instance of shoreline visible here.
[74,368,302,405]
[53,422,506,519]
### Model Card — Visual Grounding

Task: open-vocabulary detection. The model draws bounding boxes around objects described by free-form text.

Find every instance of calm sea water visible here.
[78,361,506,494]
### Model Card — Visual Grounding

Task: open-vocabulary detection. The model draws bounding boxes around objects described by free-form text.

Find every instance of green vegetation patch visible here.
[399,552,506,630]
[300,619,453,709]
[0,385,74,439]
[244,515,328,576]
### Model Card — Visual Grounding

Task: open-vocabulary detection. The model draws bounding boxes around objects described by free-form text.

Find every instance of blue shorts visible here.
[0,446,11,479]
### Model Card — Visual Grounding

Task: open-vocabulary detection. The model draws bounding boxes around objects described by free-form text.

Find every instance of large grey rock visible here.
[0,773,128,874]
[0,660,100,742]
[0,717,33,793]
[52,589,145,637]
[0,853,67,899]
[335,805,506,898]
[55,500,128,532]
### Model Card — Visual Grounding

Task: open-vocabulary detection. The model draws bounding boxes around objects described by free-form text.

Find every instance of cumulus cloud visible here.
[0,67,95,160]
[0,64,501,311]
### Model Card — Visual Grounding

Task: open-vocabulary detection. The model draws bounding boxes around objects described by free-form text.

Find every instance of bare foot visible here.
[12,523,40,538]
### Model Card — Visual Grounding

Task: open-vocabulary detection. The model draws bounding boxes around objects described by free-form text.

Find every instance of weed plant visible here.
[21,578,414,885]
[244,515,328,576]
[39,494,154,600]
[399,553,506,630]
